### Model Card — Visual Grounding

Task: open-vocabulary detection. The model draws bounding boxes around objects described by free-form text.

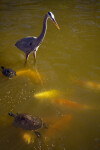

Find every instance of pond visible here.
[0,0,100,150]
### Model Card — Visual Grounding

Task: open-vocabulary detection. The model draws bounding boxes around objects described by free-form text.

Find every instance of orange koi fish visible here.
[17,69,43,83]
[77,80,100,91]
[54,99,87,109]
[45,115,72,137]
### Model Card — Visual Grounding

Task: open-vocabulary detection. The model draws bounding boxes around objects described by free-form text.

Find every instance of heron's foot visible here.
[33,51,37,66]
[34,131,41,138]
[34,58,36,66]
[24,60,27,66]
[25,53,29,65]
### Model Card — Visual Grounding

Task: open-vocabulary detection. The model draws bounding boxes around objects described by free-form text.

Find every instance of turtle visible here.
[1,66,16,78]
[8,112,47,137]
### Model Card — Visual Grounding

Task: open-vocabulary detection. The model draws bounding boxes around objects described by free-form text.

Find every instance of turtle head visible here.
[8,112,16,118]
[1,66,5,70]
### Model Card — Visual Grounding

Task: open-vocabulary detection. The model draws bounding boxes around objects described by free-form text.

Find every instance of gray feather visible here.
[15,37,37,54]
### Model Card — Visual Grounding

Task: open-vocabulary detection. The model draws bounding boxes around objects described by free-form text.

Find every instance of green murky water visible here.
[0,0,100,150]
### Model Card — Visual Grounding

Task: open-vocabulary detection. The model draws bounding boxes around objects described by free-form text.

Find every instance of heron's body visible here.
[15,37,37,54]
[15,12,59,63]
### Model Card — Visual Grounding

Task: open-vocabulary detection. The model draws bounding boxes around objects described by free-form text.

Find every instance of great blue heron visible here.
[15,12,60,63]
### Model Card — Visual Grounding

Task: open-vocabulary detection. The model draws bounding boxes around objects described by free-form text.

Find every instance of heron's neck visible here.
[37,14,48,45]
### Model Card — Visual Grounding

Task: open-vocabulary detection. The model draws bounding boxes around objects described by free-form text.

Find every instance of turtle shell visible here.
[13,113,42,130]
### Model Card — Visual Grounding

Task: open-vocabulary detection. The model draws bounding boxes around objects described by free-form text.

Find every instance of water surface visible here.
[0,0,100,150]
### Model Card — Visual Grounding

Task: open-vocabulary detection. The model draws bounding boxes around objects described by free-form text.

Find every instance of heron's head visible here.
[8,112,13,116]
[48,12,60,29]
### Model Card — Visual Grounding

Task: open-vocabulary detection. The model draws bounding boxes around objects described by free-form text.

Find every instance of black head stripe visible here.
[48,12,51,16]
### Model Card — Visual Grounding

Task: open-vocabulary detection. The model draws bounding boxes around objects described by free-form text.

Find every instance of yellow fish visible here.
[34,90,60,99]
[23,133,31,144]
[17,69,43,83]
[23,132,34,144]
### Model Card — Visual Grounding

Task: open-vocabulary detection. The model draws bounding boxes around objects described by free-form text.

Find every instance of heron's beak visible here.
[52,19,60,30]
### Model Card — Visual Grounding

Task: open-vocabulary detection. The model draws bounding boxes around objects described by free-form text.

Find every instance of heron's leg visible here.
[25,53,29,64]
[33,51,36,65]
[34,130,41,138]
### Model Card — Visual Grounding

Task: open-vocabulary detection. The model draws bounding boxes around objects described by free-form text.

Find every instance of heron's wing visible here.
[15,37,37,54]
